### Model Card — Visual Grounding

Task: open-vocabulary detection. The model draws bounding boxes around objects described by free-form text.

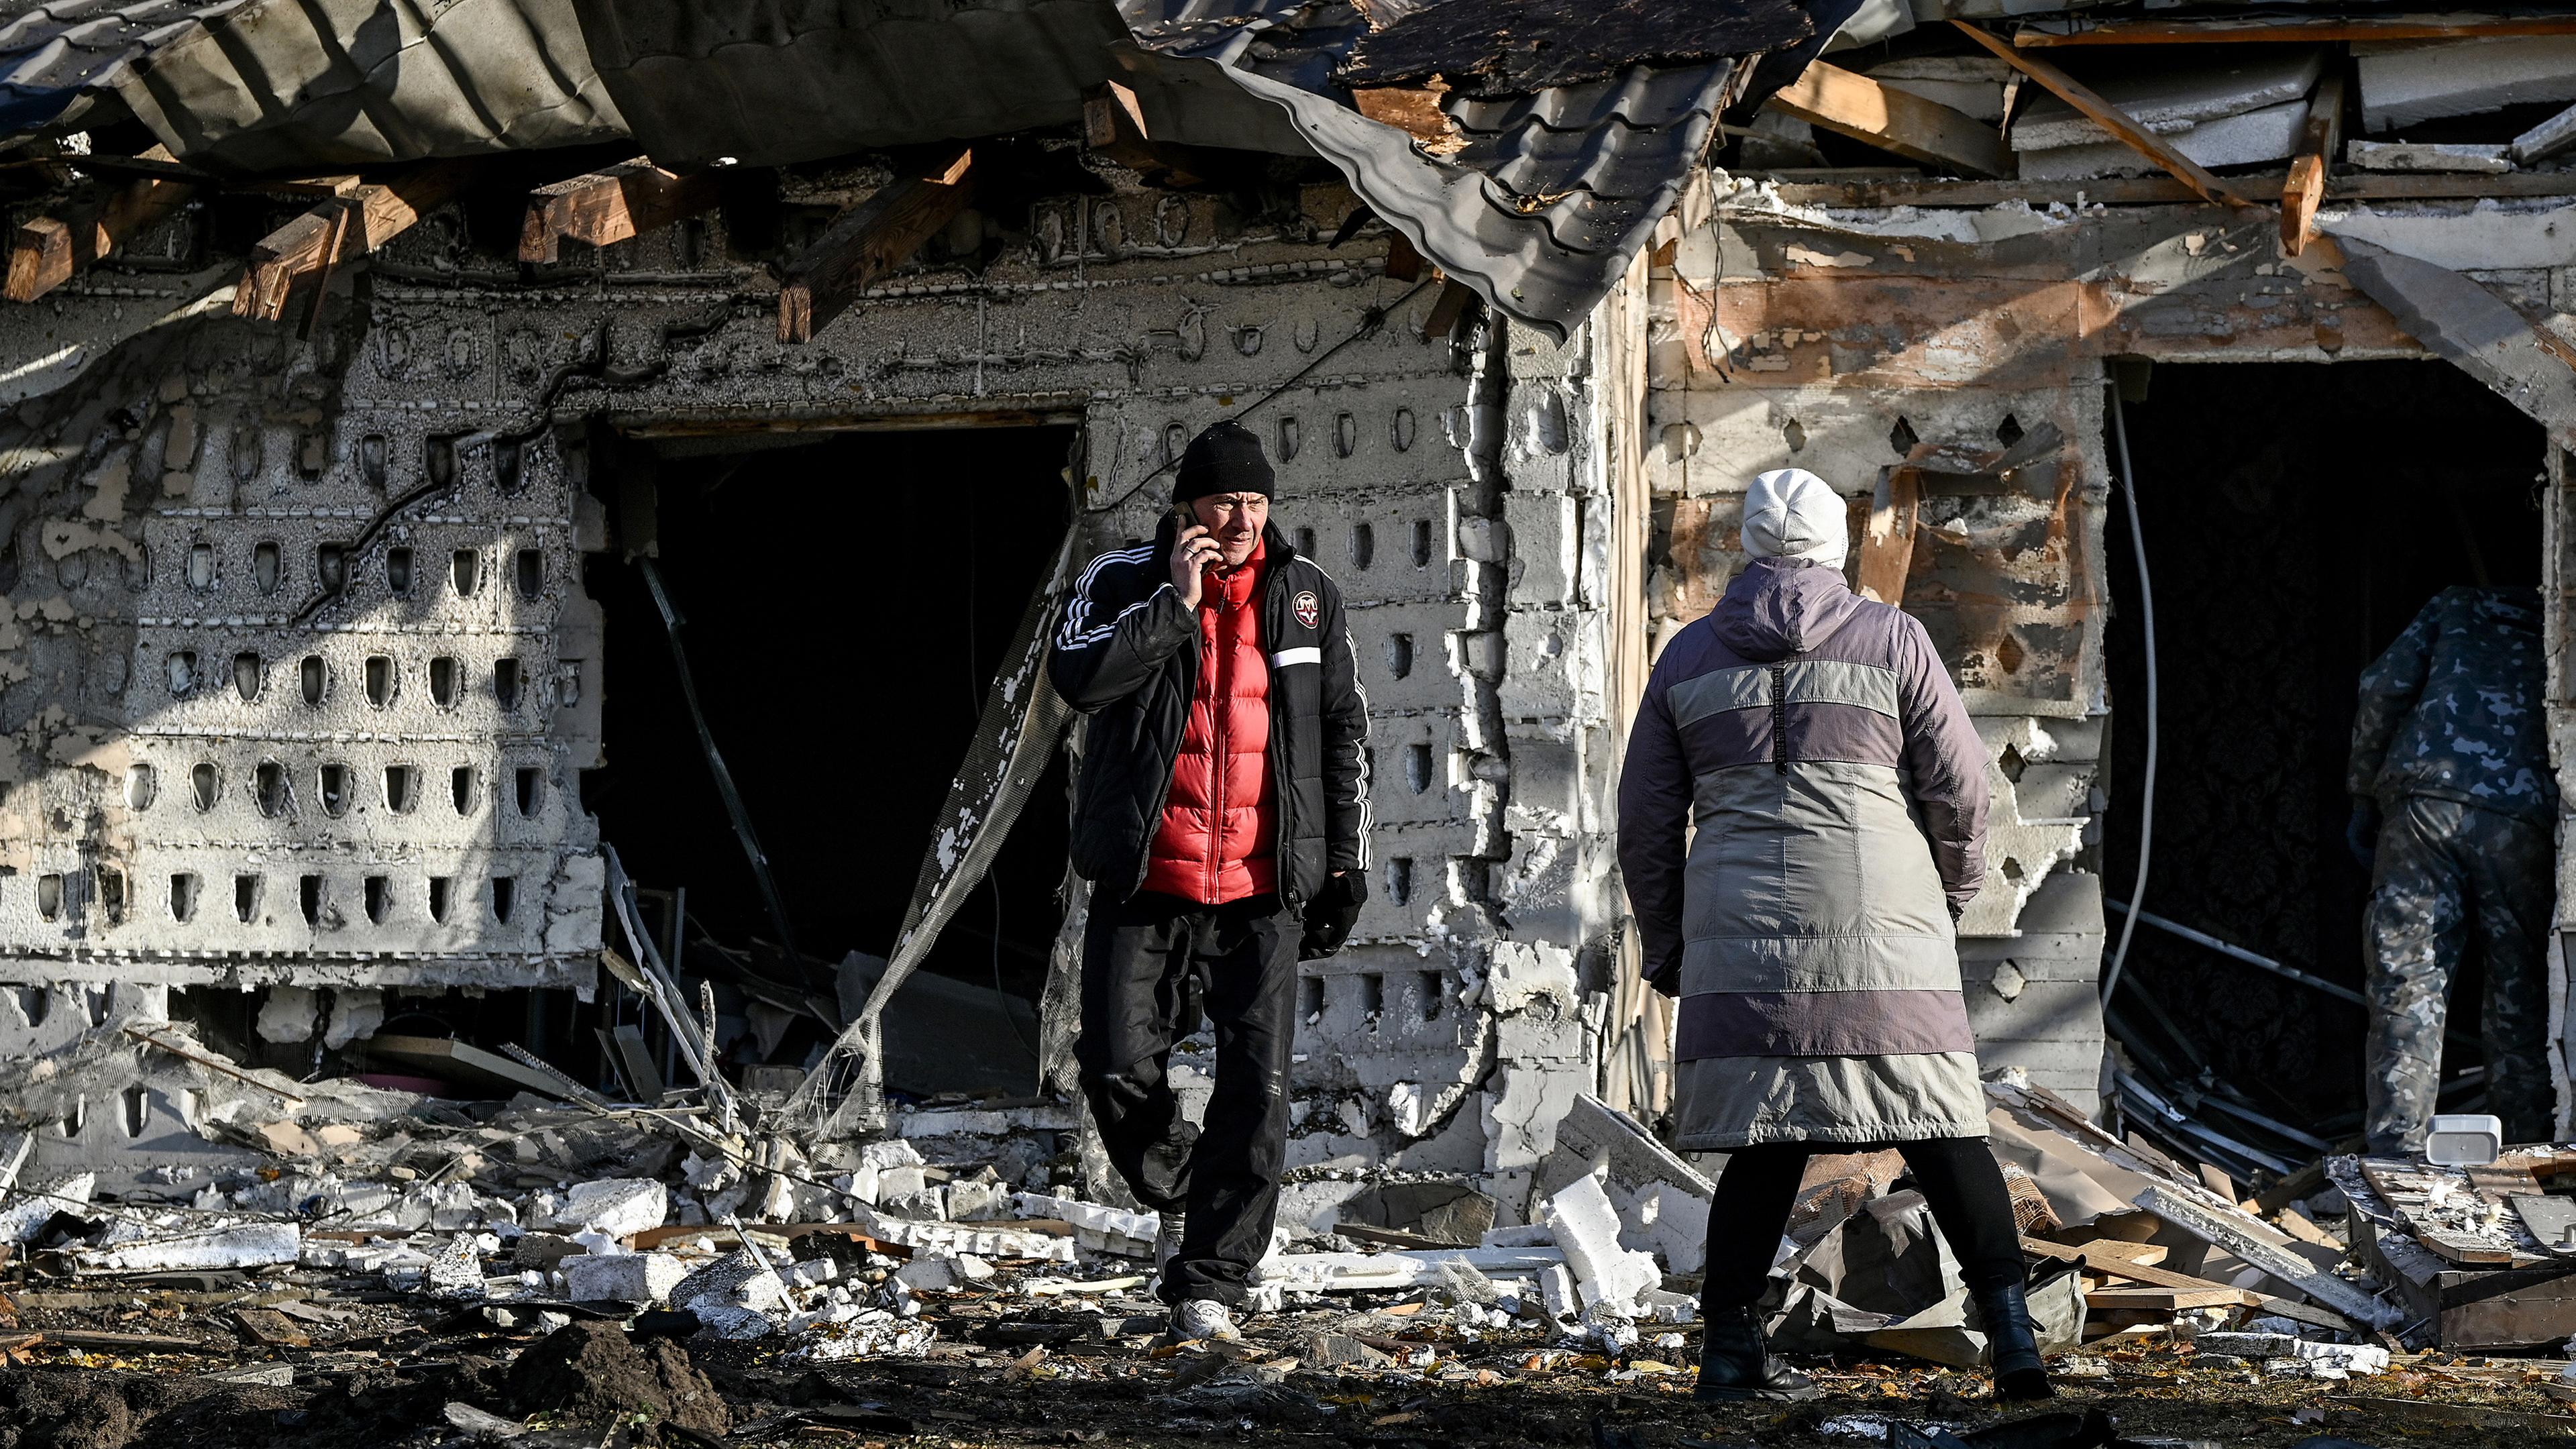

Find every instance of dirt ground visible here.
[4,1284,2573,1449]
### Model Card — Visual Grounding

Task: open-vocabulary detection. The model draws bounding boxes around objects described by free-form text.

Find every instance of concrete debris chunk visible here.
[791,1316,938,1360]
[2350,141,2512,174]
[1011,1191,1158,1256]
[1865,56,2011,123]
[861,1210,1076,1263]
[1299,1331,1394,1368]
[2514,101,2576,165]
[670,1246,789,1316]
[425,1234,490,1300]
[564,1251,689,1305]
[530,1178,667,1238]
[0,1172,95,1242]
[2019,99,2308,182]
[71,1219,300,1273]
[2360,36,2576,131]
[1539,1173,1662,1317]
[2012,51,2323,152]
[1258,1245,1568,1293]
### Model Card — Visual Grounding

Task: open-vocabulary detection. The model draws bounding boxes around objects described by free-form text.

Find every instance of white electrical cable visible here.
[2101,385,2158,1006]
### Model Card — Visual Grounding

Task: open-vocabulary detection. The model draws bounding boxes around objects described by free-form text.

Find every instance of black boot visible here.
[1694,1307,1818,1402]
[1974,1281,2053,1401]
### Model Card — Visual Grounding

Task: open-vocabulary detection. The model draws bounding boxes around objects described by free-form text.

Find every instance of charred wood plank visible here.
[776,146,973,344]
[7,148,197,303]
[521,159,722,264]
[233,161,472,323]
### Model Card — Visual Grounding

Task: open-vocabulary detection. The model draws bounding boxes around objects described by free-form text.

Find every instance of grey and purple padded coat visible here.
[1617,557,1992,1149]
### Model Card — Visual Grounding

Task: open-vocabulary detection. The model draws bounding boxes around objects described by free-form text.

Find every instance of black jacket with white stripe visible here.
[1049,517,1370,909]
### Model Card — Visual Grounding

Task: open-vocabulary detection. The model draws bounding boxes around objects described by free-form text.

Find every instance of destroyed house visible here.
[1,0,2575,1248]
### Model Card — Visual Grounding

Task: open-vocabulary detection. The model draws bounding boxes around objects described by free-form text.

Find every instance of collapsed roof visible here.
[0,0,1818,339]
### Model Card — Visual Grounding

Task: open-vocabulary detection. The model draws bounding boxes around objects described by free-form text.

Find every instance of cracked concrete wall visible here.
[0,160,1633,1210]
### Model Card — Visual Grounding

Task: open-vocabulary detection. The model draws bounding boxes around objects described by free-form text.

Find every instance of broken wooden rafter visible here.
[2280,69,2347,258]
[1083,81,1161,171]
[521,159,722,264]
[233,160,472,323]
[1421,276,1479,343]
[1767,60,2010,180]
[1950,21,2251,209]
[1856,462,1921,605]
[777,145,975,344]
[7,148,197,303]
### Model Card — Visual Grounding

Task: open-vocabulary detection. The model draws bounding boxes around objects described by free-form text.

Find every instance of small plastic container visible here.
[2424,1113,2504,1167]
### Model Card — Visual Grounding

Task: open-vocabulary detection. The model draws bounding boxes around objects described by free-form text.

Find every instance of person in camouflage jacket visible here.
[2348,585,2557,1153]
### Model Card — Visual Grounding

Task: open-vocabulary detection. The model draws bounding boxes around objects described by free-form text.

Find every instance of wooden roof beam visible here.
[1951,21,2253,209]
[7,147,197,303]
[1768,59,2012,179]
[777,144,974,344]
[521,159,722,264]
[234,160,472,323]
[2281,69,2347,258]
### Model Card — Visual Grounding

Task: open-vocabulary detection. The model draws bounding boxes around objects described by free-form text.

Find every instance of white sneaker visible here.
[1170,1297,1243,1343]
[1155,1212,1187,1279]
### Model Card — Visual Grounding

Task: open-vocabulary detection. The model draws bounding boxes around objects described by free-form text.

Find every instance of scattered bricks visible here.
[1540,1175,1661,1316]
[1010,1193,1158,1256]
[863,1214,1076,1263]
[564,1252,689,1305]
[531,1179,667,1238]
[231,1307,312,1348]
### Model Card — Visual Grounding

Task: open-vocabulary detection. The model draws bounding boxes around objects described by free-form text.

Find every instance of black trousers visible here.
[1699,1139,2027,1316]
[1075,885,1299,1308]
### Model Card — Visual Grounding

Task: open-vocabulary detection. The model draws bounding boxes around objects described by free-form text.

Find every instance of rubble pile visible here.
[8,1026,2576,1444]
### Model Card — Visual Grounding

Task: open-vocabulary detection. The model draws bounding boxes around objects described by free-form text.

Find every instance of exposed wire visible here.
[2100,386,2157,1007]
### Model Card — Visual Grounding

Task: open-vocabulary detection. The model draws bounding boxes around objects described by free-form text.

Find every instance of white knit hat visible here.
[1742,468,1848,568]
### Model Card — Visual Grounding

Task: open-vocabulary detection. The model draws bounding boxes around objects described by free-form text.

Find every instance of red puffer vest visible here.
[1140,540,1277,903]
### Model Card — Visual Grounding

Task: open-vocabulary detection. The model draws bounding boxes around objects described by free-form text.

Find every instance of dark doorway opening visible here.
[584,425,1077,1092]
[2103,360,2544,1153]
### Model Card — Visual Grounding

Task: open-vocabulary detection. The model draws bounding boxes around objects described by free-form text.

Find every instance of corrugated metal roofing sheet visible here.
[0,0,243,136]
[1,0,624,170]
[0,0,1796,336]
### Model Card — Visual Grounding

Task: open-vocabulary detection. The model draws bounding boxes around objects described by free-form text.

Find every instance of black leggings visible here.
[1700,1139,2027,1314]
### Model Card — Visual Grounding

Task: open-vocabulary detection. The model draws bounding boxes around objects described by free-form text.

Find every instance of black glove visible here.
[2346,797,2381,871]
[1298,871,1367,960]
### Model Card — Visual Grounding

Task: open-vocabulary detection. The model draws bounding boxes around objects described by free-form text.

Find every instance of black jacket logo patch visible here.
[1293,590,1320,629]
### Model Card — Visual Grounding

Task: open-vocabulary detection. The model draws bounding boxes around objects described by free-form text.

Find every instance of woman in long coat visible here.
[1617,467,2049,1402]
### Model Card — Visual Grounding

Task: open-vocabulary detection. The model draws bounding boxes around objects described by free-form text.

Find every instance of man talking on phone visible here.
[1049,419,1371,1343]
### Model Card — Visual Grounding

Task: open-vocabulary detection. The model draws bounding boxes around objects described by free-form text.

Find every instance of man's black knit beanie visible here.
[1175,420,1275,502]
